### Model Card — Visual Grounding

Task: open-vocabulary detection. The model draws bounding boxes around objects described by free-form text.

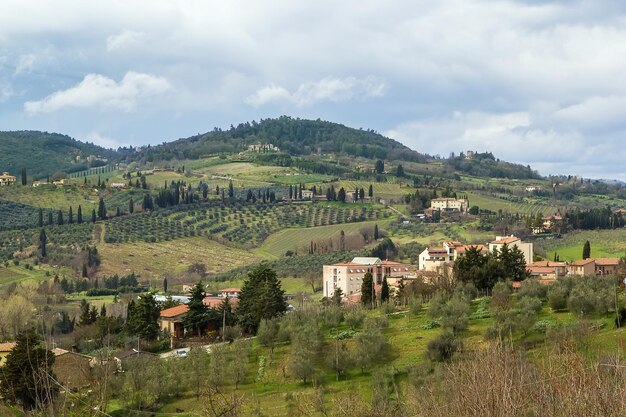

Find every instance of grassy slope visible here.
[536,229,626,261]
[97,237,265,282]
[256,219,393,259]
[152,297,626,417]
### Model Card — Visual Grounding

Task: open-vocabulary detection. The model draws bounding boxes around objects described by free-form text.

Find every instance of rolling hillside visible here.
[0,131,118,179]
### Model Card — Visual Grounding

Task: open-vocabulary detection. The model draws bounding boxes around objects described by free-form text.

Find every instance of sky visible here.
[1,0,626,179]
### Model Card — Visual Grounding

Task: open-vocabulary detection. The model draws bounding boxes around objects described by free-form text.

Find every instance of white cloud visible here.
[14,54,36,75]
[85,131,120,149]
[245,76,386,107]
[24,71,170,114]
[106,30,147,51]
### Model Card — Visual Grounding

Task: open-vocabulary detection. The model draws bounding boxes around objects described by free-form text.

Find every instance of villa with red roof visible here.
[488,235,534,264]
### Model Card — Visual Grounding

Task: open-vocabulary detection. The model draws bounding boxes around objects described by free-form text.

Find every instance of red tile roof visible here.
[0,342,16,352]
[571,259,595,266]
[160,304,189,318]
[595,258,620,266]
[491,236,520,244]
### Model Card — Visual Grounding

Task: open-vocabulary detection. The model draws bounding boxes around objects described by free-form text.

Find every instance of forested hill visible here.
[0,131,118,179]
[134,116,428,163]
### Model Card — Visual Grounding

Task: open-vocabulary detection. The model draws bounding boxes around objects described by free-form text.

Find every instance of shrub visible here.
[345,309,366,330]
[427,331,461,362]
[518,279,548,299]
[547,284,569,311]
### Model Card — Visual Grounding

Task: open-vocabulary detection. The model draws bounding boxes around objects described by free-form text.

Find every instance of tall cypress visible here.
[39,229,47,258]
[77,205,83,224]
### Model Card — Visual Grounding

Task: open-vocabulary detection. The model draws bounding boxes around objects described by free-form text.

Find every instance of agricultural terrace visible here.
[0,185,98,211]
[0,223,94,261]
[104,201,391,247]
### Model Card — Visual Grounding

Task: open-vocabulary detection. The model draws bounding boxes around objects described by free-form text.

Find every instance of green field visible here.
[536,229,626,261]
[256,219,393,258]
[0,263,71,288]
[0,185,99,211]
[466,191,557,216]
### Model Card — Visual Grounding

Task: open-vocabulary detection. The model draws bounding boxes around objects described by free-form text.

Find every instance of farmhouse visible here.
[247,143,280,152]
[158,297,239,339]
[526,260,568,281]
[0,171,16,186]
[568,258,621,276]
[322,257,413,298]
[430,198,468,213]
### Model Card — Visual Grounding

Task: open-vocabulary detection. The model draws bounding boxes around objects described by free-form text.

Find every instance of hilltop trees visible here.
[237,264,287,333]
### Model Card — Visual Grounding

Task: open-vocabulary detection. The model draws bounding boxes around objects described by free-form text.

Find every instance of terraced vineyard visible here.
[104,201,391,246]
[466,191,558,216]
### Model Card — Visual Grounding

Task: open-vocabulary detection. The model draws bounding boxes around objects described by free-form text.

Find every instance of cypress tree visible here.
[381,277,390,303]
[68,206,73,224]
[368,184,373,197]
[129,197,134,214]
[39,229,47,258]
[361,272,375,308]
[21,168,27,186]
[47,211,53,225]
[57,210,64,225]
[98,198,106,220]
[91,208,96,223]
[582,240,591,260]
[38,208,43,227]
[77,205,83,224]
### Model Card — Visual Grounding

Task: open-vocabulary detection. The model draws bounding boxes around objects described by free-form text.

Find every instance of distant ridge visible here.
[0,131,117,179]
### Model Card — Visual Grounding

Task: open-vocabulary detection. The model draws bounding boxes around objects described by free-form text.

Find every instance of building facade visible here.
[0,171,16,186]
[430,198,469,213]
[489,235,534,265]
[322,257,413,298]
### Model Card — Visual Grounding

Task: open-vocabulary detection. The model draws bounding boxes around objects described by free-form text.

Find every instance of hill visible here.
[0,131,118,179]
[132,116,428,164]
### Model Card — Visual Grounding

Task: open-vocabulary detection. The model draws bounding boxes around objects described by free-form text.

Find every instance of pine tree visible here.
[183,281,213,336]
[237,263,288,333]
[381,277,390,303]
[583,240,591,260]
[39,229,47,258]
[125,294,160,340]
[361,272,375,308]
[0,329,57,409]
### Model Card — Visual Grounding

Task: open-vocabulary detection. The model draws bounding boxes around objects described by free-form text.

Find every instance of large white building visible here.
[322,257,413,298]
[430,198,468,213]
[489,235,534,264]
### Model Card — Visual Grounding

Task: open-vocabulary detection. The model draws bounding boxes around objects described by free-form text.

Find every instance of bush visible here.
[427,331,461,362]
[518,279,548,299]
[345,309,366,330]
[547,284,569,311]
[422,320,441,330]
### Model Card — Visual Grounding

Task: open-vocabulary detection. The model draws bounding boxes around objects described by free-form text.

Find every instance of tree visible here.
[21,168,27,186]
[77,205,83,224]
[47,211,53,225]
[354,321,389,374]
[381,277,390,303]
[361,272,375,308]
[368,184,373,198]
[497,244,529,282]
[79,299,96,326]
[228,180,234,198]
[375,160,385,174]
[374,224,379,240]
[91,208,97,223]
[0,329,57,410]
[39,229,47,258]
[236,263,288,333]
[288,323,322,384]
[98,198,107,220]
[583,240,591,260]
[183,282,211,336]
[68,206,74,224]
[126,294,160,340]
[129,197,134,214]
[337,187,346,203]
[57,209,64,225]
[396,164,405,177]
[163,277,168,293]
[38,208,43,227]
[331,287,344,306]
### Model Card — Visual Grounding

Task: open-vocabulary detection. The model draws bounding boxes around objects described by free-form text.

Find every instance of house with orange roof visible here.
[526,260,567,280]
[594,258,621,275]
[568,258,596,276]
[418,241,488,272]
[159,297,239,338]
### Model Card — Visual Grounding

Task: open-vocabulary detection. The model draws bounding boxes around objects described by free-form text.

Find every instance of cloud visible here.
[106,30,147,51]
[14,54,36,75]
[24,71,170,114]
[85,131,120,149]
[245,76,386,107]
